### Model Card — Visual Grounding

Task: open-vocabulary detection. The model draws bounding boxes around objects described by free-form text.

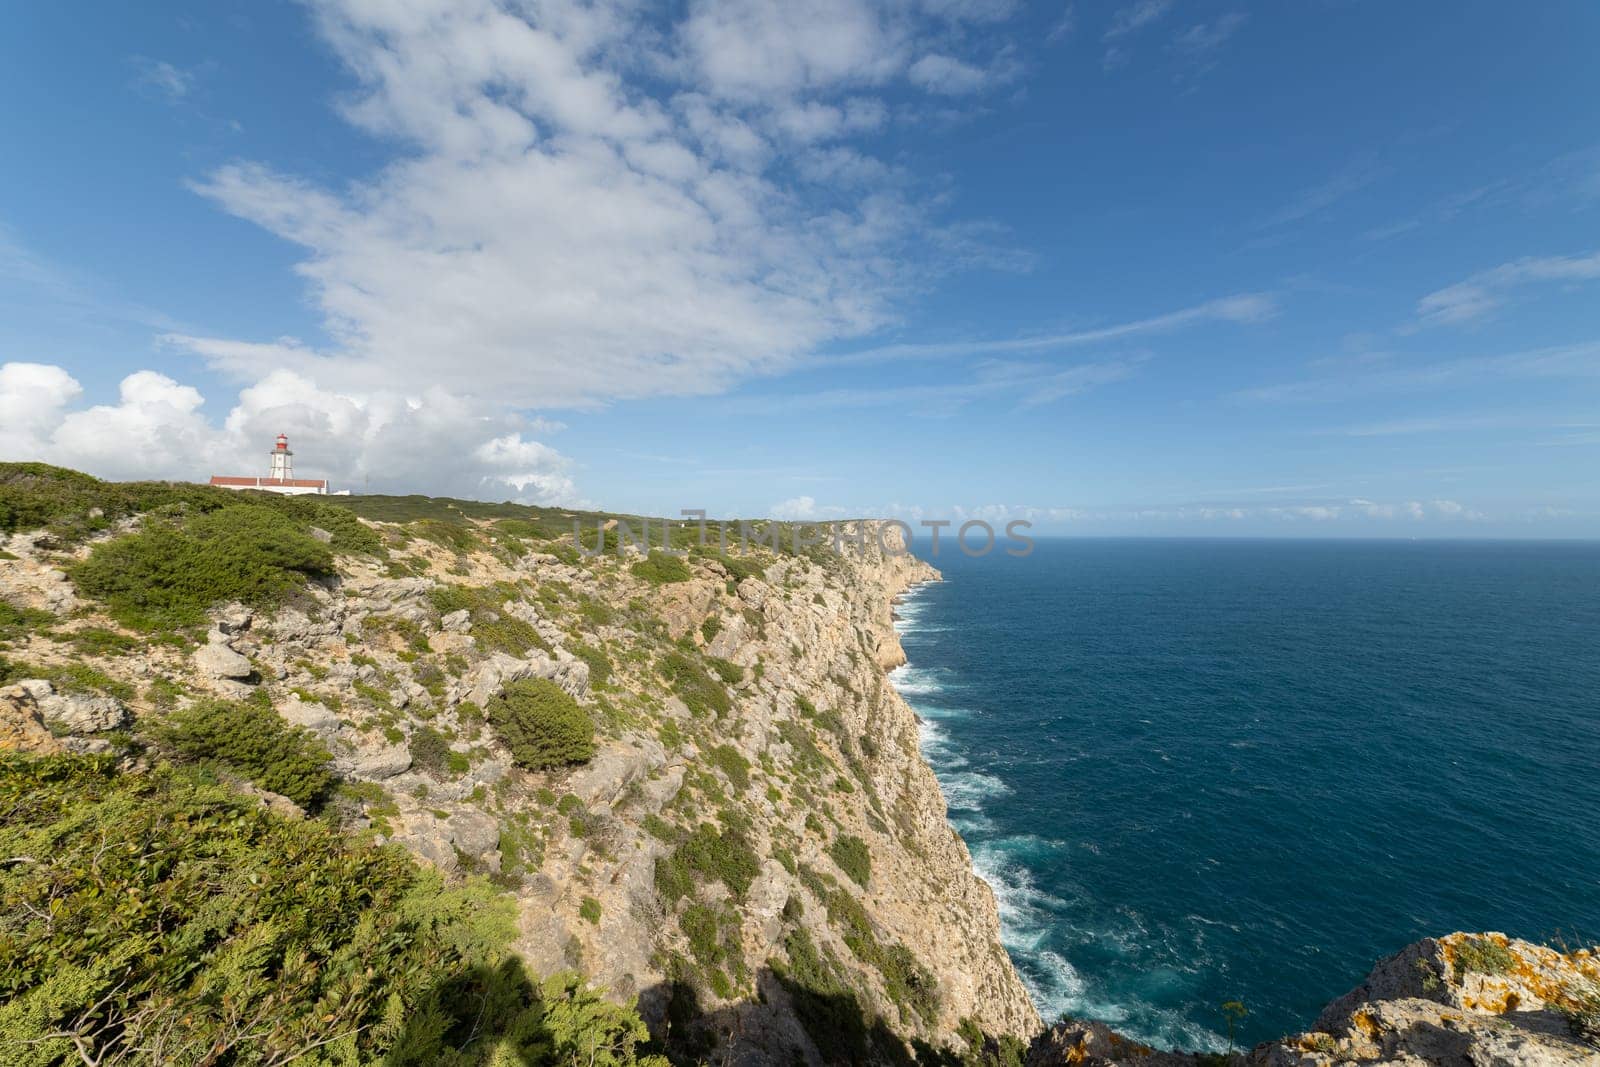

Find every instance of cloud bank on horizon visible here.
[2,0,1598,531]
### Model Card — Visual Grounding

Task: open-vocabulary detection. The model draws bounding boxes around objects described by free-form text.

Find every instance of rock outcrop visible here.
[1030,933,1600,1067]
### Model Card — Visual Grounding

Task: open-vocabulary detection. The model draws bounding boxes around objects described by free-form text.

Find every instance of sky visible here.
[2,0,1599,537]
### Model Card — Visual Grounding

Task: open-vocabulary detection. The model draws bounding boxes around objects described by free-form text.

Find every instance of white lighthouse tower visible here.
[209,434,345,495]
[268,434,294,481]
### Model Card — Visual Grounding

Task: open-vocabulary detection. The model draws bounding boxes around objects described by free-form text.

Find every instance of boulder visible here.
[194,631,254,680]
[215,604,254,634]
[736,577,769,609]
[351,745,412,780]
[441,608,472,633]
[278,695,341,736]
[447,810,502,858]
[38,691,130,734]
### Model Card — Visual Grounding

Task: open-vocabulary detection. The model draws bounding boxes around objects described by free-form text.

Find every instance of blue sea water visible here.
[889,538,1600,1049]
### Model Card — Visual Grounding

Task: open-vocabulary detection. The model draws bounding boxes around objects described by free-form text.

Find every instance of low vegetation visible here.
[152,696,336,808]
[488,677,597,770]
[830,833,873,888]
[630,550,692,585]
[0,754,665,1067]
[72,506,336,629]
[1451,935,1516,978]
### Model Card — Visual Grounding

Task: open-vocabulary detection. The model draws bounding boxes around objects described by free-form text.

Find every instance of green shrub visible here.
[630,551,691,585]
[706,656,744,685]
[572,641,613,687]
[153,698,335,808]
[27,660,137,703]
[0,599,54,644]
[488,679,596,770]
[410,725,455,777]
[707,744,751,791]
[700,616,721,642]
[429,583,550,657]
[830,834,872,888]
[1451,936,1516,978]
[72,506,335,629]
[0,753,665,1066]
[579,896,603,924]
[661,651,730,718]
[675,821,760,899]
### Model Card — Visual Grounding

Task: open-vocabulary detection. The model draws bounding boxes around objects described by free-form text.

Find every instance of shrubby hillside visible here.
[0,463,1037,1065]
[3,463,1595,1067]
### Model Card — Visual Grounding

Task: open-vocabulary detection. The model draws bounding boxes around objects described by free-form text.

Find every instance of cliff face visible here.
[1,511,1038,1063]
[1029,933,1600,1067]
[8,487,1594,1067]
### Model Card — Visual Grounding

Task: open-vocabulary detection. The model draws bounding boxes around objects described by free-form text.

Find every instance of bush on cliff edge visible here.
[489,677,597,769]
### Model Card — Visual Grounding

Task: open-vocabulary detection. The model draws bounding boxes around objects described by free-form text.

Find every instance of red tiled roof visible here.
[209,476,328,488]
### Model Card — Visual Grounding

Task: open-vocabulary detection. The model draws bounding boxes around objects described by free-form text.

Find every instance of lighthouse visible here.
[268,434,294,481]
[209,434,347,496]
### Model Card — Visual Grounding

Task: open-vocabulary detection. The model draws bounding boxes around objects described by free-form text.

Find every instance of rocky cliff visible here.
[1029,932,1599,1066]
[0,496,1038,1064]
[3,476,1595,1067]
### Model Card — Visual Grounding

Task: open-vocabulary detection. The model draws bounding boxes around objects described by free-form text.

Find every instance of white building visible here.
[210,434,347,496]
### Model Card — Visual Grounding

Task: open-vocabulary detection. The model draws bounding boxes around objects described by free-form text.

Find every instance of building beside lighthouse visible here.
[210,435,345,496]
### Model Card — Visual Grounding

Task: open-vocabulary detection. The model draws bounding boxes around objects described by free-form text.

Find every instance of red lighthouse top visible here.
[274,434,290,452]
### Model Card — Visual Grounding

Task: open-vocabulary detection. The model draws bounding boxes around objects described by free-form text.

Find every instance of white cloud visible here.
[821,292,1275,366]
[770,495,849,520]
[130,57,193,101]
[1170,11,1246,73]
[1415,250,1600,327]
[175,0,1026,410]
[908,54,990,95]
[1105,0,1172,39]
[0,362,581,505]
[0,362,83,458]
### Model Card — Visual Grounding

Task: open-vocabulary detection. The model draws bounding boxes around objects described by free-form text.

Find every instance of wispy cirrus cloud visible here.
[1235,340,1600,404]
[1414,249,1600,327]
[1253,156,1388,231]
[1101,0,1172,69]
[819,293,1275,367]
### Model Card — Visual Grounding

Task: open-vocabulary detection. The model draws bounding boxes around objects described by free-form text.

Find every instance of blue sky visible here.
[2,0,1598,536]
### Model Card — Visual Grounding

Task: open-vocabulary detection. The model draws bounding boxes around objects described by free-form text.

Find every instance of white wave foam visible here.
[941,770,1011,810]
[888,664,954,695]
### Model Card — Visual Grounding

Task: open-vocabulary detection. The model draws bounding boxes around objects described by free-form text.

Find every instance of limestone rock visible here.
[194,631,254,680]
[278,695,341,736]
[349,745,412,780]
[447,809,502,857]
[38,690,130,734]
[441,608,472,633]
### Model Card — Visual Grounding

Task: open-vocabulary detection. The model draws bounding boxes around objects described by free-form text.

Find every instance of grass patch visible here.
[630,551,691,585]
[660,650,731,718]
[1451,936,1516,978]
[829,834,872,889]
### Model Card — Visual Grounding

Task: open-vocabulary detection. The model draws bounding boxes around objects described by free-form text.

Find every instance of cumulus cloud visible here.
[770,495,849,520]
[0,362,582,505]
[1415,250,1600,327]
[170,0,1027,409]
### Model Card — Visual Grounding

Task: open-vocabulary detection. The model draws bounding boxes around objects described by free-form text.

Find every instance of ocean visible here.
[889,538,1600,1049]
